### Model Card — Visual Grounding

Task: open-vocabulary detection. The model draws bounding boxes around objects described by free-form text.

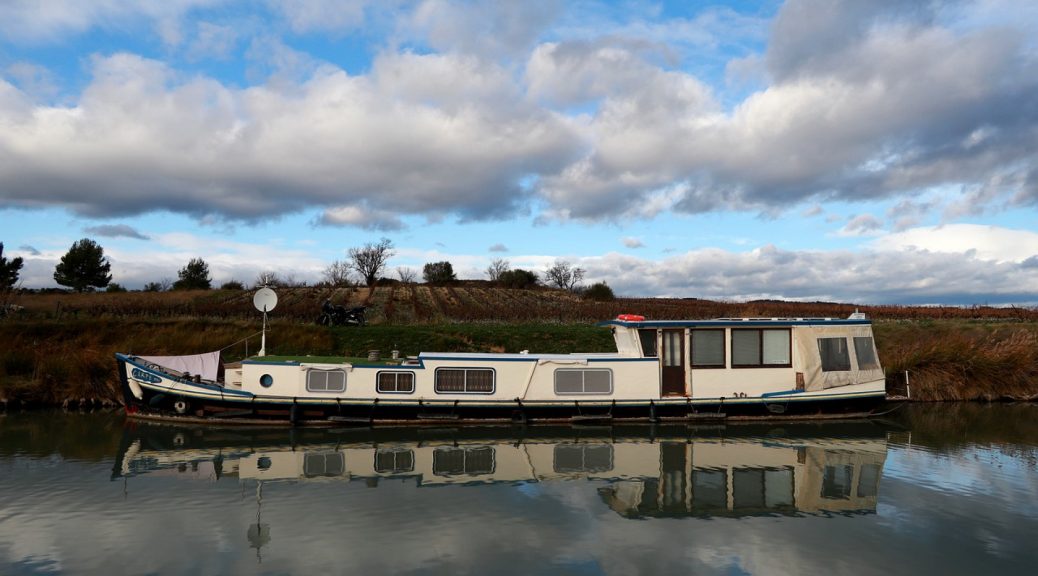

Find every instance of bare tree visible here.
[348,238,395,287]
[485,258,510,282]
[254,271,280,288]
[544,259,585,291]
[323,260,353,286]
[396,266,417,284]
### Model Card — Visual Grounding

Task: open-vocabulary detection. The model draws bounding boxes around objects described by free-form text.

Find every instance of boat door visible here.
[661,329,686,396]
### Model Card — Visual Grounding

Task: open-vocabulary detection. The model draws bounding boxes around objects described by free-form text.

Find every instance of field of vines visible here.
[8,282,1038,324]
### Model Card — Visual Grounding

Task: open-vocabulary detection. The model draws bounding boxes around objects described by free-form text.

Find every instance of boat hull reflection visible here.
[114,422,888,518]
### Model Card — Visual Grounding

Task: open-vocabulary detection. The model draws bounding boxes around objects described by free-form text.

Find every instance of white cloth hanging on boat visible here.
[140,351,222,382]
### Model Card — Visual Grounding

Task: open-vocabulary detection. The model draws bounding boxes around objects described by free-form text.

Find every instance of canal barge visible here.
[115,310,887,425]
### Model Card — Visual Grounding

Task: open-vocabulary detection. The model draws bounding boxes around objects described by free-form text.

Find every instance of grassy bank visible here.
[1,315,1036,406]
[0,319,615,405]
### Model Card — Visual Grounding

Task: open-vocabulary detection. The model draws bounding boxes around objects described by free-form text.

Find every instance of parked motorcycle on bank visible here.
[316,299,366,327]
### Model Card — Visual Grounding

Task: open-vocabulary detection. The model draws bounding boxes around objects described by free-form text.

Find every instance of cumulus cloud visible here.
[869,224,1038,263]
[317,205,405,231]
[488,243,508,252]
[622,237,644,249]
[273,0,372,33]
[576,243,1038,304]
[83,224,151,240]
[0,51,581,223]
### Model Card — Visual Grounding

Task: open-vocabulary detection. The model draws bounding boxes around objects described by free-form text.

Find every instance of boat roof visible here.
[598,317,872,328]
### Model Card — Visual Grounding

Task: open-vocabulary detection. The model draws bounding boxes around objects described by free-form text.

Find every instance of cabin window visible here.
[554,444,614,473]
[858,463,881,497]
[818,338,851,372]
[434,368,495,394]
[554,369,613,395]
[304,452,344,477]
[691,329,725,368]
[375,449,414,473]
[732,329,792,368]
[692,469,728,512]
[853,337,880,370]
[639,329,657,357]
[433,446,495,476]
[822,463,854,499]
[306,369,346,393]
[377,371,415,394]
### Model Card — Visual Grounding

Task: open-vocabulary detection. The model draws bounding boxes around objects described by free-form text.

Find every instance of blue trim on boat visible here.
[598,319,872,328]
[761,389,802,398]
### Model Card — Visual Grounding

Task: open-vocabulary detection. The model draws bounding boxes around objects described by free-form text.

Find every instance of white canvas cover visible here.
[140,351,223,382]
[794,326,884,391]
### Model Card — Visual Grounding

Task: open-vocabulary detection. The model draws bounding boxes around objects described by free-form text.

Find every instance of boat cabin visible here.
[600,315,883,399]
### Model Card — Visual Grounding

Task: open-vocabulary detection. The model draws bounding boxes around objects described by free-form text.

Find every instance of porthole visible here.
[260,374,274,388]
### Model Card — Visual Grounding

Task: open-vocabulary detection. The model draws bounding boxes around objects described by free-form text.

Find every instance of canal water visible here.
[2,404,1037,575]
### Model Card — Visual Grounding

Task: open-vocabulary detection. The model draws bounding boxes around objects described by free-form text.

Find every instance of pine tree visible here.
[53,238,112,292]
[173,257,212,290]
[0,243,24,290]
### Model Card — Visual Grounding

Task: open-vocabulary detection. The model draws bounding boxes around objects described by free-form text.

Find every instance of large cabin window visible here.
[306,369,346,393]
[435,368,495,394]
[433,447,495,476]
[377,371,415,394]
[732,329,791,368]
[691,329,725,368]
[554,444,614,473]
[818,338,851,372]
[555,368,613,395]
[638,329,657,357]
[853,337,880,370]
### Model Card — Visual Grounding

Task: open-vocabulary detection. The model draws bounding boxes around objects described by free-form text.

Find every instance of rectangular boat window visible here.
[857,463,881,497]
[639,329,657,357]
[733,468,766,510]
[434,368,495,394]
[306,369,346,393]
[691,329,725,368]
[822,464,854,499]
[433,446,495,476]
[692,469,727,513]
[554,369,613,395]
[304,452,344,477]
[853,337,880,370]
[375,449,414,473]
[764,468,795,509]
[818,338,851,372]
[732,329,792,368]
[377,371,415,394]
[554,444,614,473]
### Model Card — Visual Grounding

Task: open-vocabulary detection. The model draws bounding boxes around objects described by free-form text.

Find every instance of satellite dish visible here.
[253,288,278,313]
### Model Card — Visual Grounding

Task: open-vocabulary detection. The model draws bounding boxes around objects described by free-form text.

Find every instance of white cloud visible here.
[621,237,644,249]
[317,205,405,231]
[839,214,884,237]
[273,0,371,33]
[869,224,1038,263]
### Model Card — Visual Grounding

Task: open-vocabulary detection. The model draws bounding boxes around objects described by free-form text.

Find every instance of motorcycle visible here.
[316,299,366,327]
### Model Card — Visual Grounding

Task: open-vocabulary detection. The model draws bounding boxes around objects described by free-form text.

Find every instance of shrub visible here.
[220,280,245,290]
[499,269,538,289]
[583,281,615,301]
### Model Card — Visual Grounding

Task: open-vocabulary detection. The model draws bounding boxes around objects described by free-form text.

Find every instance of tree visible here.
[396,267,417,284]
[544,259,585,291]
[322,260,352,287]
[485,258,509,282]
[423,261,457,284]
[173,257,212,290]
[499,268,538,289]
[53,238,112,292]
[0,243,24,290]
[220,280,245,290]
[105,282,127,293]
[143,281,163,292]
[348,238,395,287]
[582,281,615,301]
[254,271,281,288]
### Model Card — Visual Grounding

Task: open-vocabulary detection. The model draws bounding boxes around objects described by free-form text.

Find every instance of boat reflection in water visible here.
[114,422,887,521]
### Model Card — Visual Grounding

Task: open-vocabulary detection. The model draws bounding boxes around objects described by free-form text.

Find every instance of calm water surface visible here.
[2,404,1038,575]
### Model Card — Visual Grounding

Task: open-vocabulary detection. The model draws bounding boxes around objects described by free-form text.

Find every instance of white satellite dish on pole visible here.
[253,288,278,357]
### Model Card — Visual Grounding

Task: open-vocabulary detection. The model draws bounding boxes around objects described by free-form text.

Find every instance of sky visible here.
[1,0,1037,304]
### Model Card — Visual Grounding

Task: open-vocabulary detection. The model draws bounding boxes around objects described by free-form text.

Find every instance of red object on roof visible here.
[616,314,645,322]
